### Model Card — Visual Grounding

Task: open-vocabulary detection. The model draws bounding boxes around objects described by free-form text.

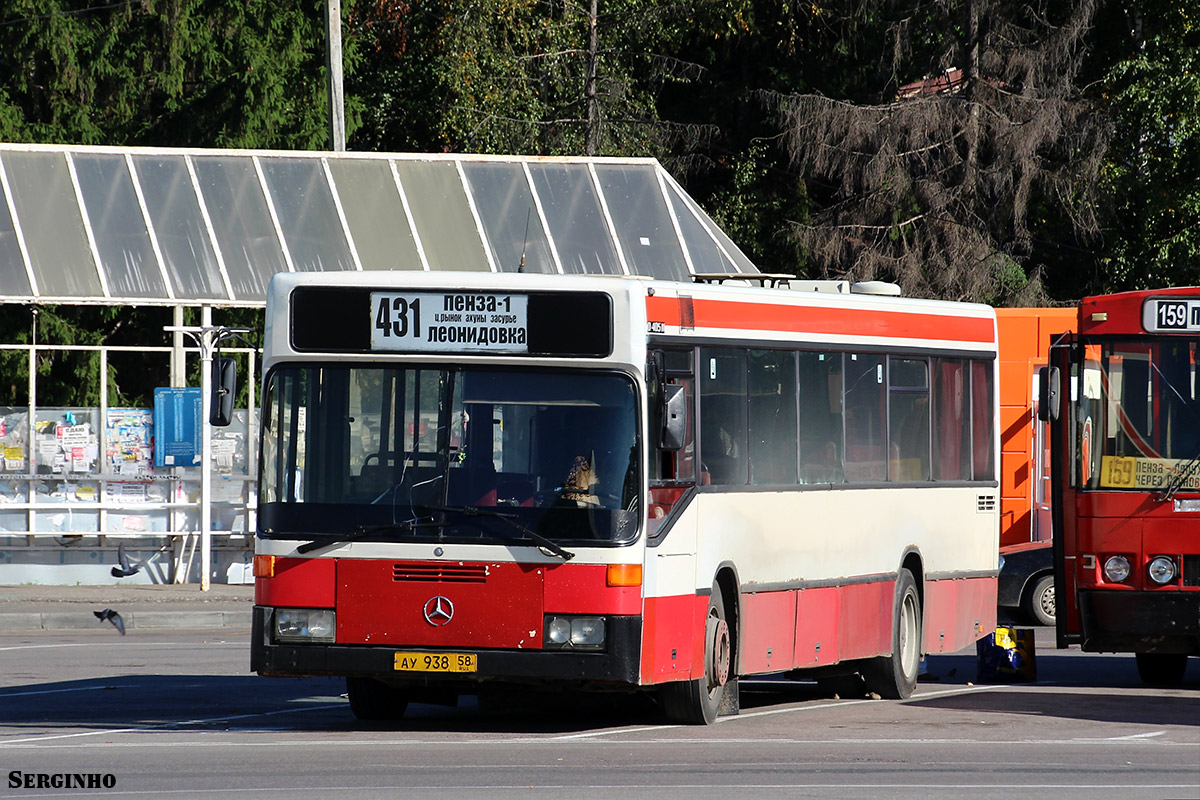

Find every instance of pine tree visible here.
[777,0,1107,303]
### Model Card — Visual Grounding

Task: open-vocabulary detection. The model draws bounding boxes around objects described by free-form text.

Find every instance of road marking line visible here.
[6,734,1195,750]
[0,643,96,652]
[0,684,129,698]
[6,783,1194,795]
[0,703,346,746]
[1103,731,1167,741]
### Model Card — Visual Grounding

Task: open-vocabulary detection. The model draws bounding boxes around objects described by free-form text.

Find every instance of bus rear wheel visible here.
[1135,653,1188,686]
[863,568,921,699]
[660,582,731,725]
[346,676,410,721]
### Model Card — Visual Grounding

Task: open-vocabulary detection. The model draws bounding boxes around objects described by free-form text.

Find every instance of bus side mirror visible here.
[661,383,686,451]
[210,357,237,427]
[1038,366,1059,422]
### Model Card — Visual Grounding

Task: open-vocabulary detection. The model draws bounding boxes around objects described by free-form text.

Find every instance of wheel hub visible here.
[707,616,730,688]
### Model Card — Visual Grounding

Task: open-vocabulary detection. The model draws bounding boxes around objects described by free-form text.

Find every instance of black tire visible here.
[660,582,731,725]
[1021,573,1056,627]
[1135,653,1188,686]
[346,676,410,721]
[863,569,921,699]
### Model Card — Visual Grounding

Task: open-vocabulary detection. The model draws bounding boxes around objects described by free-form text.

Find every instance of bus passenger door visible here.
[648,349,696,534]
[1045,342,1082,647]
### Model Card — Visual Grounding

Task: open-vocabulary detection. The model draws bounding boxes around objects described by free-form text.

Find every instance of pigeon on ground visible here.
[111,543,142,578]
[94,608,125,635]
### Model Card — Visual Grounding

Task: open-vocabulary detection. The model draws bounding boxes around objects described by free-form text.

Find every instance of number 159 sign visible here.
[1143,298,1200,333]
[370,292,530,353]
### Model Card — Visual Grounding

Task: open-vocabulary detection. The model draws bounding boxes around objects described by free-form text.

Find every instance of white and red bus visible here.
[1043,288,1200,684]
[250,271,1000,723]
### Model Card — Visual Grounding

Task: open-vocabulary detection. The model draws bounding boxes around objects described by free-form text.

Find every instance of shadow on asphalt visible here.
[2,649,1197,735]
[906,686,1200,728]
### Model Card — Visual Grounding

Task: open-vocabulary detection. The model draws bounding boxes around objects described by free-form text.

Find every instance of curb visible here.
[0,610,252,633]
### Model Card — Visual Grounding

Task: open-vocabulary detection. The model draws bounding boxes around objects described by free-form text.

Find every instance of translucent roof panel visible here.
[326,158,423,271]
[1,151,103,298]
[260,157,357,273]
[0,145,757,305]
[131,155,228,300]
[73,153,168,299]
[0,179,32,296]
[664,180,738,274]
[594,164,690,280]
[666,174,757,274]
[462,161,557,274]
[191,156,288,297]
[395,160,490,272]
[528,163,623,274]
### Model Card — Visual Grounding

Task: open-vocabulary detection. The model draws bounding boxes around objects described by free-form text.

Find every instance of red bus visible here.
[250,270,1001,723]
[1043,287,1200,683]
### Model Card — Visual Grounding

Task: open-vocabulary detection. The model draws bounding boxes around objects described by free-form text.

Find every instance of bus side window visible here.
[651,350,696,486]
[700,348,748,485]
[749,349,798,485]
[798,352,844,484]
[931,358,971,481]
[844,353,887,482]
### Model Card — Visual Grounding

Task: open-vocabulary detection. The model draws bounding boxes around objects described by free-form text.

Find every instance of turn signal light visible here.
[606,563,642,587]
[253,554,276,578]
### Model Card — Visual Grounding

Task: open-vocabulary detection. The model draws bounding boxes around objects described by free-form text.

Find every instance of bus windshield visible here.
[259,366,640,545]
[1081,338,1200,492]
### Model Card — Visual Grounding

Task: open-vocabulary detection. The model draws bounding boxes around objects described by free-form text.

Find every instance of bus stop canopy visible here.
[0,144,757,307]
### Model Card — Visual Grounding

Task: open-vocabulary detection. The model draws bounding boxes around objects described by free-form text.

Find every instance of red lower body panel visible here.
[640,594,706,683]
[739,580,892,675]
[640,575,996,684]
[922,576,996,653]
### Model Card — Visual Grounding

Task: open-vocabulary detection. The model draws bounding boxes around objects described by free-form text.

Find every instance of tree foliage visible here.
[0,0,350,148]
[347,0,706,156]
[1094,1,1200,293]
[777,0,1107,304]
[0,0,1196,345]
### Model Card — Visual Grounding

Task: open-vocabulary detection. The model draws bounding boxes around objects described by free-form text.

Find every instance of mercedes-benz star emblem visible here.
[423,596,454,626]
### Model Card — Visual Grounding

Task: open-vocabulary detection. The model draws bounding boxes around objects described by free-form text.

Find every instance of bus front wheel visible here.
[863,568,921,699]
[1135,652,1188,685]
[660,582,731,725]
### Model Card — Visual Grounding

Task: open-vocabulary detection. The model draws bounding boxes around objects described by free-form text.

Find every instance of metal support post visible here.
[163,310,252,591]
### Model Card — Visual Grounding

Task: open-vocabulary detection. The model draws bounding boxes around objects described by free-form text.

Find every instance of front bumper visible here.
[1079,589,1200,654]
[250,606,643,687]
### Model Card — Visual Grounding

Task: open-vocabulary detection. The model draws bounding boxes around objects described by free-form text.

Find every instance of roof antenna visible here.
[518,208,531,273]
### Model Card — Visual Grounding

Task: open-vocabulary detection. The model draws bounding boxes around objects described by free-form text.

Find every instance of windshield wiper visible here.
[1148,360,1200,502]
[1159,454,1200,502]
[424,504,576,561]
[296,518,447,554]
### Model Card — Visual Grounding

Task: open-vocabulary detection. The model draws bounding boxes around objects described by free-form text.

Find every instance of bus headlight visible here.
[1148,556,1177,585]
[1103,555,1131,583]
[274,608,336,643]
[544,615,606,650]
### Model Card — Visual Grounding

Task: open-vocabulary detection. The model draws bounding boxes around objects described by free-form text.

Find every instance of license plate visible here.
[393,652,477,673]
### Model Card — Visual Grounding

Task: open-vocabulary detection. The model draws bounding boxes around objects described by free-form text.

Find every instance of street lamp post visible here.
[164,308,252,591]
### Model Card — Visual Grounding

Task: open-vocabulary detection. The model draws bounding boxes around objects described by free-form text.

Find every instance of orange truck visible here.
[995,308,1077,625]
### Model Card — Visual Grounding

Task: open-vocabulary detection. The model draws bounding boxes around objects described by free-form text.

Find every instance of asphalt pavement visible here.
[0,582,253,633]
